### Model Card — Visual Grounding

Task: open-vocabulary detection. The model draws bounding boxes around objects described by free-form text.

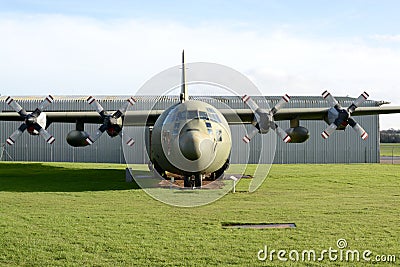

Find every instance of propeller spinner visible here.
[5,95,55,145]
[321,90,369,140]
[241,94,292,143]
[85,96,136,146]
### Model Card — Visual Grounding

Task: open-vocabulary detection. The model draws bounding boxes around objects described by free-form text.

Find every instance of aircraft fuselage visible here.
[150,100,231,177]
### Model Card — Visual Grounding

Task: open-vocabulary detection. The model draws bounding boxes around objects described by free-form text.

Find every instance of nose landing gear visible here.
[184,174,204,188]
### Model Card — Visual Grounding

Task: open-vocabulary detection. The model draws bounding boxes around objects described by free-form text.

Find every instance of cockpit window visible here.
[173,122,180,135]
[206,107,221,123]
[169,113,176,122]
[167,108,221,123]
[210,113,221,123]
[199,111,208,120]
[177,111,185,121]
[187,110,198,120]
[206,107,215,113]
[164,108,177,125]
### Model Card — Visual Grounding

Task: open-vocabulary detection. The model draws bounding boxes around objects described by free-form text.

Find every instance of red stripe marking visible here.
[45,95,54,103]
[6,138,14,145]
[283,94,290,102]
[87,96,95,104]
[242,95,250,103]
[242,135,250,143]
[283,135,291,143]
[126,138,135,146]
[321,131,329,139]
[85,137,93,145]
[6,97,13,105]
[128,97,136,105]
[361,132,368,140]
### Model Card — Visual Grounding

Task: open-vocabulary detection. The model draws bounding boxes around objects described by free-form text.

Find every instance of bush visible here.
[380,128,400,143]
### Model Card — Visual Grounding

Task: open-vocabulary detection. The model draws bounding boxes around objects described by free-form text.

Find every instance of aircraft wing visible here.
[0,110,165,126]
[2,106,400,126]
[276,106,400,120]
[221,106,400,124]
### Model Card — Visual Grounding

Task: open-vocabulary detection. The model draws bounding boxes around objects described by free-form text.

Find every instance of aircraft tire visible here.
[194,174,202,188]
[184,176,192,188]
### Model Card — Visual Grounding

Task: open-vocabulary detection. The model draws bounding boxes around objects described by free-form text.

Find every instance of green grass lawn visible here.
[380,143,400,157]
[0,162,399,266]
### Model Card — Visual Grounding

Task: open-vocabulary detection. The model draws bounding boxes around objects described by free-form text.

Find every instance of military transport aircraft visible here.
[2,52,400,188]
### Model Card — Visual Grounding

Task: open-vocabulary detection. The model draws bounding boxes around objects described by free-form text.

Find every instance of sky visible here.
[0,0,400,129]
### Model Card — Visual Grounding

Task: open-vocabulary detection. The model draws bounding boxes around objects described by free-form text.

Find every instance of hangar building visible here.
[0,95,380,164]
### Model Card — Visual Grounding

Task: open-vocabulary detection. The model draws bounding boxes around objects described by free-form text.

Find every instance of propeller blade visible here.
[322,90,341,108]
[273,124,292,143]
[242,94,291,142]
[6,124,28,145]
[87,96,106,117]
[242,128,259,143]
[5,96,55,144]
[112,97,136,119]
[321,123,338,139]
[119,132,135,147]
[37,127,55,144]
[37,95,54,112]
[348,91,369,113]
[241,95,260,113]
[5,96,28,117]
[85,124,108,145]
[270,94,290,115]
[348,118,368,140]
[353,124,369,140]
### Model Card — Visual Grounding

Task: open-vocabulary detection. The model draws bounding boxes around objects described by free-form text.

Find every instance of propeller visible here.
[85,96,136,146]
[241,94,291,143]
[321,90,369,140]
[5,95,55,145]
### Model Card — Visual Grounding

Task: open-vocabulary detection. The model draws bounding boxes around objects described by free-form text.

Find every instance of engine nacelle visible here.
[285,126,310,143]
[66,130,90,147]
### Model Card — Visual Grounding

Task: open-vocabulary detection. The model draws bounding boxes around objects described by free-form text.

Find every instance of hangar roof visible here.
[0,95,382,105]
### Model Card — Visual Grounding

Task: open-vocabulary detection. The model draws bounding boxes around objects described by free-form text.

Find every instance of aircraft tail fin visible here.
[180,50,188,103]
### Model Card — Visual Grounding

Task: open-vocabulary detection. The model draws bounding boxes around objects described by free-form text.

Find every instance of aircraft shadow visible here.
[0,163,140,192]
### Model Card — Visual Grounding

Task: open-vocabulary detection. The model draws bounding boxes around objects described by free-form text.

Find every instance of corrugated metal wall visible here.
[0,95,379,164]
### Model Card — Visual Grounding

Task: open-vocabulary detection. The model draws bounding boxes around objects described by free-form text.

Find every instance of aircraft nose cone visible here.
[179,131,213,161]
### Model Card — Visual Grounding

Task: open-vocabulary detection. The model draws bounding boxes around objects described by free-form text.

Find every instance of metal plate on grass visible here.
[222,223,296,229]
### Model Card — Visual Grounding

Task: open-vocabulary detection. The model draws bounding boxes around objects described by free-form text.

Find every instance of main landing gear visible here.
[149,161,208,189]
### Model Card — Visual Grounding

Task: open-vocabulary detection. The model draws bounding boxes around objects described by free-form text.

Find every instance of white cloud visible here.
[370,34,400,42]
[0,14,400,128]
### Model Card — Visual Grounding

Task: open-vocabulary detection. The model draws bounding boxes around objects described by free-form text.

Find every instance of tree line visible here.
[380,129,400,143]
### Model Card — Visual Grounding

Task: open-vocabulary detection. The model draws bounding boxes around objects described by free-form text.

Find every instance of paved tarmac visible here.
[380,156,400,164]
